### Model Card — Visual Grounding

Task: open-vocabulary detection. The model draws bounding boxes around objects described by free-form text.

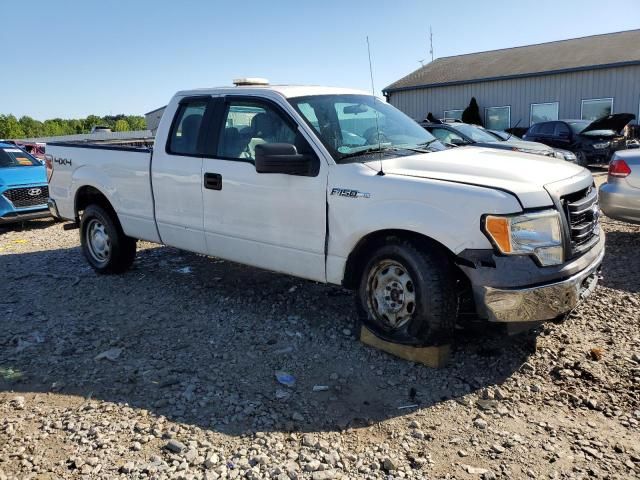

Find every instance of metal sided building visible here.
[383,30,640,130]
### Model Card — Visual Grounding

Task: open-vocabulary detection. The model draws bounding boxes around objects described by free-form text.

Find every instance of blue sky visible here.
[1,0,639,120]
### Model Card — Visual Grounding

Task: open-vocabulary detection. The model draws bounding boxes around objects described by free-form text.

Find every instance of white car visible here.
[46,80,604,346]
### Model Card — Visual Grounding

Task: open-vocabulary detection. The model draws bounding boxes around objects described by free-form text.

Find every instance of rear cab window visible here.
[167,99,209,155]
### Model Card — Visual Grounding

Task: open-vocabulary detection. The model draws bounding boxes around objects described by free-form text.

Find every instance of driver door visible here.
[201,96,327,282]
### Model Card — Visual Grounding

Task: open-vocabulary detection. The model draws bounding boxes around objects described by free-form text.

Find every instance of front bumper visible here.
[0,207,50,224]
[0,183,51,225]
[458,233,605,323]
[599,181,640,225]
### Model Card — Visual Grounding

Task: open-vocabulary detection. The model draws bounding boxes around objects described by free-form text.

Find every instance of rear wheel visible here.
[80,204,136,274]
[356,239,457,346]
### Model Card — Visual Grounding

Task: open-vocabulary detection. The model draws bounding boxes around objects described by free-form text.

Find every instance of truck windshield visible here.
[289,94,442,163]
[0,147,41,168]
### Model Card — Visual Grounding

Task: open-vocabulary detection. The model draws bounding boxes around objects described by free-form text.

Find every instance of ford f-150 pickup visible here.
[46,80,604,346]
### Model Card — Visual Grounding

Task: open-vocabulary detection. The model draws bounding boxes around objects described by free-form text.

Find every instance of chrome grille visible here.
[562,185,599,256]
[3,186,49,209]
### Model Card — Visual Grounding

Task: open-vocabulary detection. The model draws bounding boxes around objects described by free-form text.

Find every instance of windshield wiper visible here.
[395,139,440,153]
[417,139,439,148]
[339,146,393,161]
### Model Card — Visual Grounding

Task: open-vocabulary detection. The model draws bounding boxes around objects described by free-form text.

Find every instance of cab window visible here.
[539,122,555,135]
[217,101,299,161]
[168,100,208,155]
[430,127,465,145]
[555,122,571,137]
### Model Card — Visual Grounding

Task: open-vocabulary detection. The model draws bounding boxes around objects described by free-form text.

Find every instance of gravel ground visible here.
[1,182,639,479]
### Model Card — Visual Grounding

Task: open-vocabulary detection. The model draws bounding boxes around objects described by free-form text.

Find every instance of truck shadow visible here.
[0,218,57,235]
[1,241,536,435]
[599,228,640,293]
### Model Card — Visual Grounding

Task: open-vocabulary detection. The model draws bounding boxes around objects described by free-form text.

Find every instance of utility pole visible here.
[429,26,434,62]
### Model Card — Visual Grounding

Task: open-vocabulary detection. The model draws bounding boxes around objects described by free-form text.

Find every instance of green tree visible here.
[0,113,149,138]
[127,116,146,130]
[0,115,25,139]
[18,116,43,137]
[84,115,102,132]
[114,119,130,132]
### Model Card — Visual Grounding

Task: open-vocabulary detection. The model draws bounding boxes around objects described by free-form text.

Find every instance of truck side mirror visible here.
[254,143,319,177]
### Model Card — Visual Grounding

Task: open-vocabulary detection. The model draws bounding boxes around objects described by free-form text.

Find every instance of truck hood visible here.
[0,165,47,187]
[366,147,587,208]
[581,113,635,134]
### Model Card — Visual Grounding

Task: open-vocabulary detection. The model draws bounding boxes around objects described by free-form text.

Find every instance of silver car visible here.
[599,150,640,224]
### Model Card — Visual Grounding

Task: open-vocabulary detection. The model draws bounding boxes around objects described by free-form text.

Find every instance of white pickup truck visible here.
[46,80,604,346]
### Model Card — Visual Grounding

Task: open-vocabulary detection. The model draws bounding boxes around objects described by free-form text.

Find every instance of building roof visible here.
[384,29,640,93]
[145,105,167,116]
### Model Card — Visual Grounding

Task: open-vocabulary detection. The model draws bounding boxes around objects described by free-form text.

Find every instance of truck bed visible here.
[47,142,160,243]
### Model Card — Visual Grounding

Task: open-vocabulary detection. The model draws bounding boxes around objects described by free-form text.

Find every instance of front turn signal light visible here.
[485,216,511,253]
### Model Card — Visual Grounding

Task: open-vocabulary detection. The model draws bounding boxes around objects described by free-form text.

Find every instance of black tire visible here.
[356,239,457,346]
[576,151,589,168]
[80,204,136,274]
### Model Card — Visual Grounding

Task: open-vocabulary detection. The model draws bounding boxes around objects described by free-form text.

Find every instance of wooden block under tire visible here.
[359,326,450,368]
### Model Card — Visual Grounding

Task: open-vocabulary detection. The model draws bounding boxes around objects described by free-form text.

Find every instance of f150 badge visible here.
[330,188,370,199]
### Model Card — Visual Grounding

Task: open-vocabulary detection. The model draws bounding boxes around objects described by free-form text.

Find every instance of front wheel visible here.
[576,151,589,167]
[356,239,457,346]
[80,204,136,274]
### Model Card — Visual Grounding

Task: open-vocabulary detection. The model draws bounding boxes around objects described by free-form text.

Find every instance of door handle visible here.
[204,173,222,190]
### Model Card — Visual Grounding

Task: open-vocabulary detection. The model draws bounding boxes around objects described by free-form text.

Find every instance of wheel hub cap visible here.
[86,219,111,263]
[366,260,416,330]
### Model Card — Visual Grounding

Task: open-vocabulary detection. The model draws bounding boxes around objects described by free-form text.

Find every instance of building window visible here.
[485,106,510,130]
[530,102,559,125]
[581,98,613,121]
[443,109,463,121]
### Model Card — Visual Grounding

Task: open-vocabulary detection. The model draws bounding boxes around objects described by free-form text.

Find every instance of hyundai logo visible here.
[27,188,42,196]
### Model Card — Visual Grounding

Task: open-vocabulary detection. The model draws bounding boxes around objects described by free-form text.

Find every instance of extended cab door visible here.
[200,95,327,282]
[151,96,213,254]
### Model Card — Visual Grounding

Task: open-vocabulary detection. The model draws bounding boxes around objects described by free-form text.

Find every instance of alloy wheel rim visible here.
[366,259,416,330]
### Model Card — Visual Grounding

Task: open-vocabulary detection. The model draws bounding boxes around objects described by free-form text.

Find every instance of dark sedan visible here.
[523,114,635,166]
[421,121,573,160]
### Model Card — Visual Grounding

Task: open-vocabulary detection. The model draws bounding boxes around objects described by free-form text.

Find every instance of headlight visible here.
[515,148,539,156]
[593,142,610,149]
[554,150,576,161]
[483,210,563,266]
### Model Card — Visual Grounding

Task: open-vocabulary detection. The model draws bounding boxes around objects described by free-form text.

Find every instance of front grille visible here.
[561,185,599,256]
[3,186,49,209]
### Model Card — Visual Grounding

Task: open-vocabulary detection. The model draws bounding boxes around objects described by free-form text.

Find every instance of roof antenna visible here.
[367,36,384,176]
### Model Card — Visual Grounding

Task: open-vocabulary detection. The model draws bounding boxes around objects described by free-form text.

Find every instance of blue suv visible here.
[0,142,50,224]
